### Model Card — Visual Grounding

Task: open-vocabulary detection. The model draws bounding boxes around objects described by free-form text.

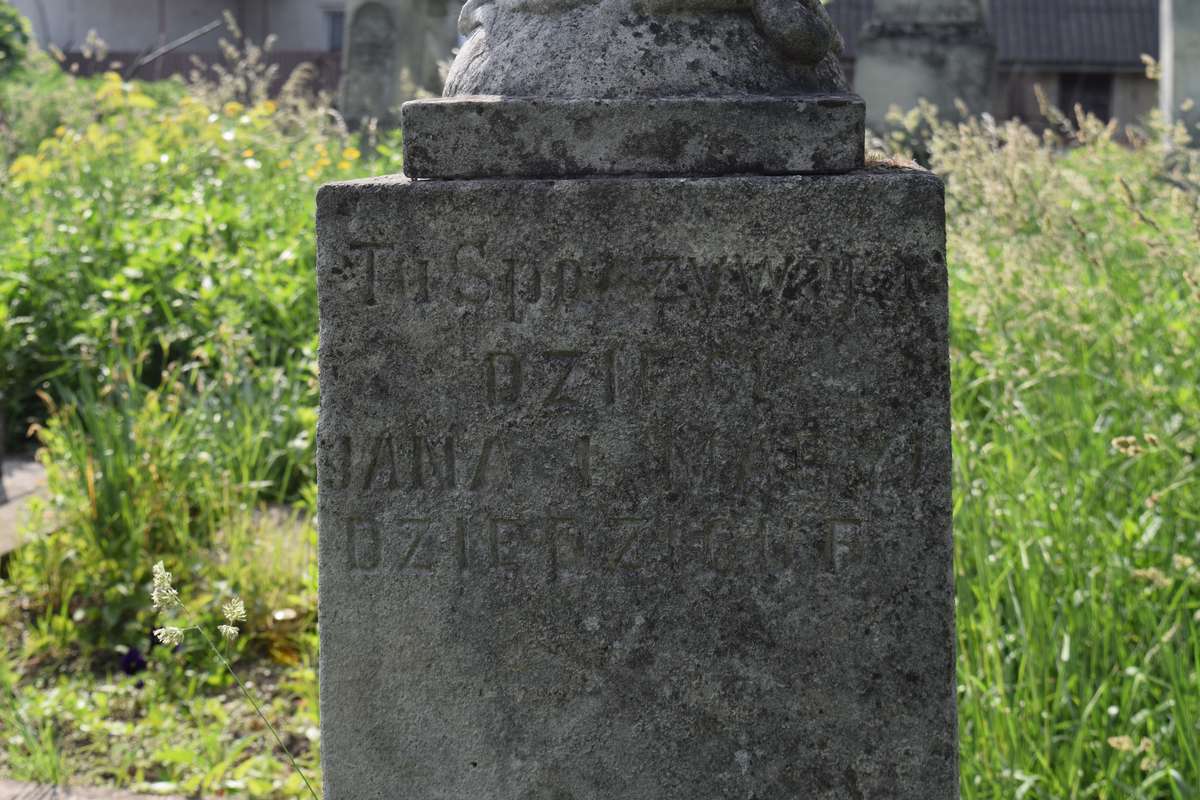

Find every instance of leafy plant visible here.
[0,1,31,78]
[149,561,318,799]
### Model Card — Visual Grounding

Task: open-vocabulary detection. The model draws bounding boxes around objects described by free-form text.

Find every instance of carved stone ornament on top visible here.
[445,0,850,98]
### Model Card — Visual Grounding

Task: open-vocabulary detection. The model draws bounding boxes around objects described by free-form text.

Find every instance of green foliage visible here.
[921,108,1200,797]
[0,628,320,795]
[0,2,31,77]
[0,661,67,784]
[0,35,381,796]
[12,338,314,648]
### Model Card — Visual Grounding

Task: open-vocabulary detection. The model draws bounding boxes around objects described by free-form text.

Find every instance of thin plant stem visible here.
[176,606,319,800]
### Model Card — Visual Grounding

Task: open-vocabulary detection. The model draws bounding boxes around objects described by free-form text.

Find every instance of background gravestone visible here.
[339,0,459,124]
[854,0,994,130]
[317,1,957,797]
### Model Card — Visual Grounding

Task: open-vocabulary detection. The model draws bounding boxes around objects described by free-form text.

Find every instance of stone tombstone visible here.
[855,0,994,131]
[340,2,400,123]
[340,0,460,124]
[317,0,957,796]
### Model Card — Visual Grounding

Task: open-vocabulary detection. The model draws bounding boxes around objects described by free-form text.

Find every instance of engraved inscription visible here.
[337,511,870,577]
[340,243,431,307]
[396,518,436,571]
[346,517,382,571]
[329,248,940,318]
[486,352,521,405]
[320,235,931,581]
[543,351,583,405]
[322,426,871,502]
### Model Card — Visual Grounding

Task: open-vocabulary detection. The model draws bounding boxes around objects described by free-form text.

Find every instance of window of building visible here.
[327,10,345,52]
[1058,73,1114,121]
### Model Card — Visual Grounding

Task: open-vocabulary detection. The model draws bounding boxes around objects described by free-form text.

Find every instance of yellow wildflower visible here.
[278,159,293,169]
[338,160,352,170]
[223,101,245,117]
[54,125,66,137]
[242,148,254,158]
[260,99,278,114]
[316,157,332,168]
[343,146,362,161]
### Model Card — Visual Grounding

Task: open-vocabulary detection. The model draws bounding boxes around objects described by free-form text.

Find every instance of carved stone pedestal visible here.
[317,2,957,797]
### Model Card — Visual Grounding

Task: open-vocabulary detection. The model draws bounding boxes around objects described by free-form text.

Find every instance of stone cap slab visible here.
[401,94,865,179]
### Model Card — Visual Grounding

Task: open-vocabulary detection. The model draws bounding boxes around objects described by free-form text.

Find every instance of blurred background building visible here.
[828,0,1161,127]
[10,1,349,90]
[7,0,1191,129]
[8,0,458,106]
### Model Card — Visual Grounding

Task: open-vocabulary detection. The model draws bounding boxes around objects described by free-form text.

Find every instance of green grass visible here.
[1,24,1199,797]
[937,109,1200,797]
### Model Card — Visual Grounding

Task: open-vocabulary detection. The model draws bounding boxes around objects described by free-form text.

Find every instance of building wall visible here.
[994,69,1059,122]
[245,0,346,52]
[993,69,1156,129]
[10,0,341,54]
[1113,74,1159,125]
[12,0,229,52]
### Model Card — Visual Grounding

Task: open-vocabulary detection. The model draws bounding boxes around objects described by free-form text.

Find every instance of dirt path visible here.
[0,455,48,556]
[0,779,189,800]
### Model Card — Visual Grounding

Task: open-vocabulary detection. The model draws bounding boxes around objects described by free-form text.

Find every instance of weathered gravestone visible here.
[317,0,957,795]
[855,0,994,131]
[340,0,460,124]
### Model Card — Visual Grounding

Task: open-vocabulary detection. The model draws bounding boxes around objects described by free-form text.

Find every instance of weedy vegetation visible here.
[0,4,1198,796]
[0,12,395,795]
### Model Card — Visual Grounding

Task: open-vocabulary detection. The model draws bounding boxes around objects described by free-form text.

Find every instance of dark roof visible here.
[826,0,1159,69]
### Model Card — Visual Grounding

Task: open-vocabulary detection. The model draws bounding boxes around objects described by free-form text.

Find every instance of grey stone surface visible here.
[316,168,955,799]
[402,94,865,178]
[445,0,848,99]
[339,0,460,124]
[854,0,993,130]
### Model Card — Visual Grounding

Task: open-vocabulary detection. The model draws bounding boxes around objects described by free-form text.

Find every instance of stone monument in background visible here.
[339,0,460,124]
[855,0,993,131]
[317,0,957,796]
[1161,0,1200,139]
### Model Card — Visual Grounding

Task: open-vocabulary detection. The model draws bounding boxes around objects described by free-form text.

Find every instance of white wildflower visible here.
[154,626,185,647]
[222,596,247,624]
[218,624,240,642]
[151,561,179,610]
